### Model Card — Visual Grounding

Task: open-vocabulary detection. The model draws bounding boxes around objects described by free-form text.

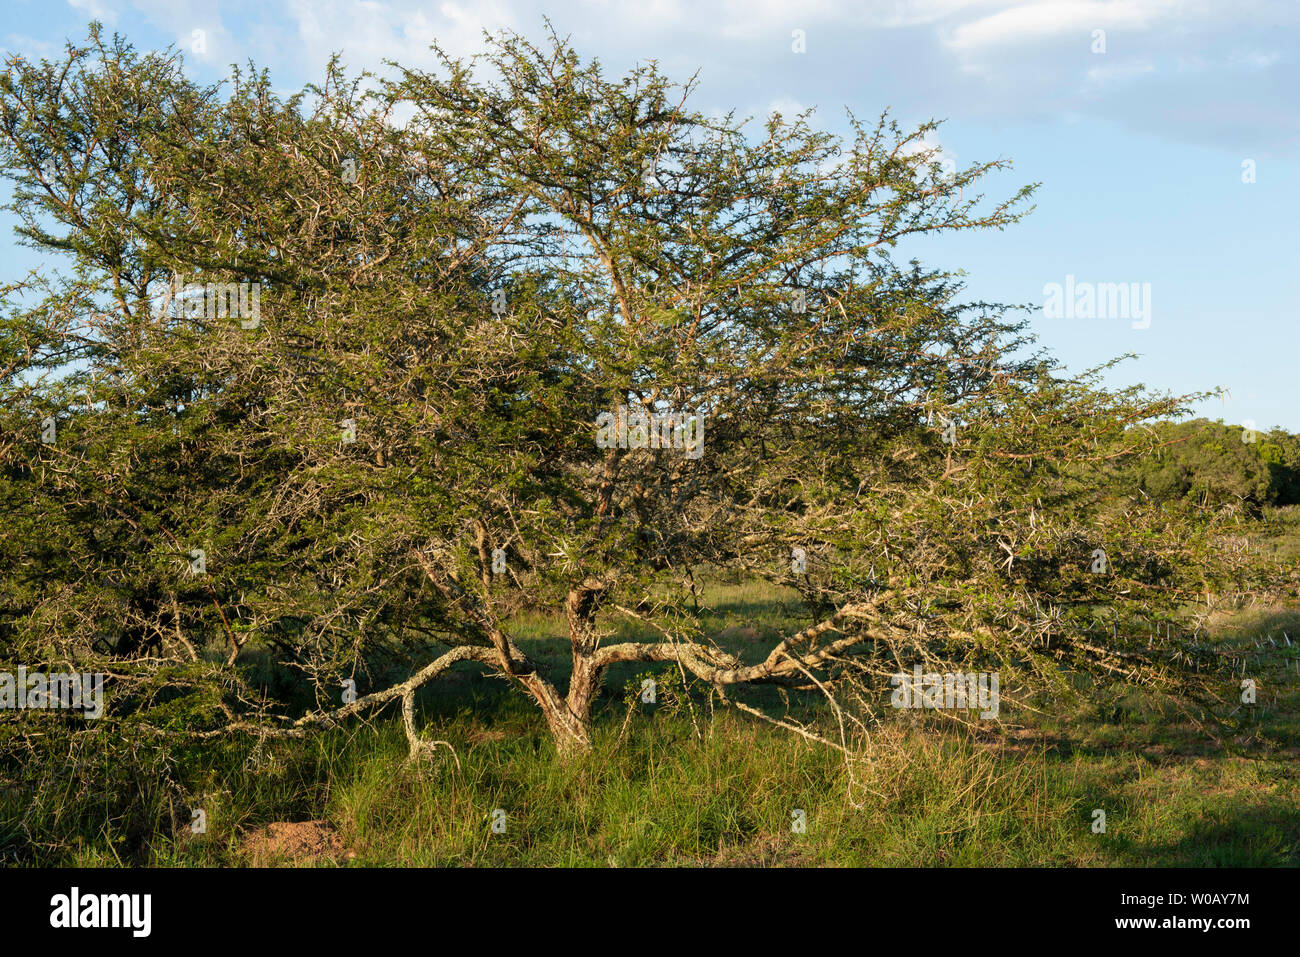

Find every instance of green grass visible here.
[1260,505,1300,566]
[3,581,1298,867]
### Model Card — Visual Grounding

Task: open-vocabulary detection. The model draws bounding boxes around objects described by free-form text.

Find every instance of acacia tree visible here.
[1,26,1263,764]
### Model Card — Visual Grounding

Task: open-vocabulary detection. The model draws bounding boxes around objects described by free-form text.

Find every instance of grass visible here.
[3,581,1298,867]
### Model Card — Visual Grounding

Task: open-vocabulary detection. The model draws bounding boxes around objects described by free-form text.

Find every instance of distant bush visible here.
[1119,419,1300,508]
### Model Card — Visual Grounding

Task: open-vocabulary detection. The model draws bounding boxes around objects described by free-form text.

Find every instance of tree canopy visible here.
[0,24,1280,763]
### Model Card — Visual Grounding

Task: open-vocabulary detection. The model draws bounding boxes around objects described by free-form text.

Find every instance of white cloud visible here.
[68,0,119,25]
[1083,59,1156,87]
[43,0,1290,157]
[863,0,1015,29]
[2,33,60,58]
[944,0,1180,52]
[767,96,808,118]
[186,0,519,79]
[1227,49,1281,71]
[716,0,845,38]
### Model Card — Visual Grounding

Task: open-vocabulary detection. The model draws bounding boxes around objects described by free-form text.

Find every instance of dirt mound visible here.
[242,820,355,866]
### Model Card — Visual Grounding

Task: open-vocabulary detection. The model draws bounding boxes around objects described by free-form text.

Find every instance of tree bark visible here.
[563,577,608,747]
[530,673,593,757]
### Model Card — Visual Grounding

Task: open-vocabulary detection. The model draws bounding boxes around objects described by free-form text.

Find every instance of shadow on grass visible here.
[1100,805,1300,867]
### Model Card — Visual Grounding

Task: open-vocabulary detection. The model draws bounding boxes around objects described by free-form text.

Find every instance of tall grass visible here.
[3,582,1297,867]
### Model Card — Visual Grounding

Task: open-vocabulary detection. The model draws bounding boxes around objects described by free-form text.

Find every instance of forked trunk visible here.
[520,670,593,757]
[552,578,610,757]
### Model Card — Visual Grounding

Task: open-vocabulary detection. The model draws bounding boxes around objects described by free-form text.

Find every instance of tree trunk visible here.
[526,672,592,757]
[566,650,604,736]
[557,578,608,756]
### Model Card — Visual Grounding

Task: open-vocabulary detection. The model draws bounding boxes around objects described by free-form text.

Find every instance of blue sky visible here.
[4,0,1298,430]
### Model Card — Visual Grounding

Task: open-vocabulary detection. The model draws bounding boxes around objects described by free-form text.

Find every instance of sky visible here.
[3,0,1298,431]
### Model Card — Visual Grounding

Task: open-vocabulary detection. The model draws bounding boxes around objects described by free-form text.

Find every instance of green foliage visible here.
[1114,418,1300,509]
[0,23,1282,790]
